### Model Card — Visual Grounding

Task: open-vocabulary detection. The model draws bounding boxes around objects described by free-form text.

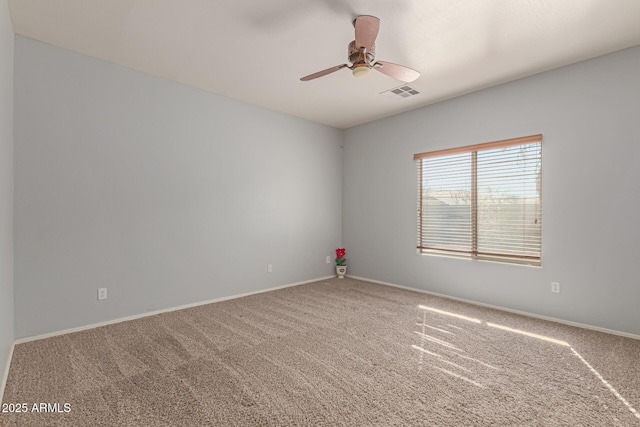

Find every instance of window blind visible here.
[415,135,542,266]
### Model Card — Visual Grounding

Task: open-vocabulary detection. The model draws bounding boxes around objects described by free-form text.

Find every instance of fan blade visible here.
[373,61,420,82]
[300,64,348,81]
[354,15,380,51]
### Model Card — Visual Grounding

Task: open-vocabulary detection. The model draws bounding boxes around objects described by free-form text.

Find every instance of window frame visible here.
[415,134,542,267]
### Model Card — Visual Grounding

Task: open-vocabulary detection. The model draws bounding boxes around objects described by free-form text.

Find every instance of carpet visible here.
[2,277,639,426]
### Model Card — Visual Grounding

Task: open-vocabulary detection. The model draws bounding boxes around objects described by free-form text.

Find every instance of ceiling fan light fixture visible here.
[299,15,420,83]
[352,64,370,78]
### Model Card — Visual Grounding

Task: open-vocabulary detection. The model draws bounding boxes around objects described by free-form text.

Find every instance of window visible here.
[415,134,542,266]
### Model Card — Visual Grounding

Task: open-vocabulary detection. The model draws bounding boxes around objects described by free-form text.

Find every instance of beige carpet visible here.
[2,278,640,426]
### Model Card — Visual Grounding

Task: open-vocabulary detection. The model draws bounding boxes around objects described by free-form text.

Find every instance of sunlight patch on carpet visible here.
[571,348,640,420]
[485,322,570,347]
[441,359,472,373]
[456,354,500,371]
[418,305,482,324]
[434,367,485,389]
[422,309,639,421]
[413,331,463,351]
[417,323,456,335]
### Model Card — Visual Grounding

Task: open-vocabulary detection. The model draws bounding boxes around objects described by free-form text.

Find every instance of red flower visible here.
[335,248,346,259]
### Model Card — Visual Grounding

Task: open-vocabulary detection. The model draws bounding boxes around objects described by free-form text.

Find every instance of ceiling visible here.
[8,1,640,129]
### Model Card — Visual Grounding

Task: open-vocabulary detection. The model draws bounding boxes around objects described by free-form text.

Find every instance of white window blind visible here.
[415,135,542,266]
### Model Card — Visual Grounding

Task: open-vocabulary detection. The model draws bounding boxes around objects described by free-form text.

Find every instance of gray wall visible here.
[343,45,640,336]
[0,0,14,391]
[14,36,343,338]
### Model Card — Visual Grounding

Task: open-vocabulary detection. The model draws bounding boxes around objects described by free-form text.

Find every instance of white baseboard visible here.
[1,342,15,403]
[13,272,637,349]
[348,275,640,341]
[15,275,336,345]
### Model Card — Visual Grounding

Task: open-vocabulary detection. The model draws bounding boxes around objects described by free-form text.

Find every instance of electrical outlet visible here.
[267,264,272,273]
[98,288,107,300]
[326,256,331,264]
[551,282,560,293]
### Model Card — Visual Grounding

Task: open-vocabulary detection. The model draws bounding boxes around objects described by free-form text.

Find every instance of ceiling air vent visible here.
[380,84,420,99]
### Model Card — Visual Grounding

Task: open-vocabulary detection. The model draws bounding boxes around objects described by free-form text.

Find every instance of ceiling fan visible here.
[300,15,420,83]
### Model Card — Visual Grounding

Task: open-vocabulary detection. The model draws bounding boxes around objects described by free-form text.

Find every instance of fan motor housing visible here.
[348,40,375,65]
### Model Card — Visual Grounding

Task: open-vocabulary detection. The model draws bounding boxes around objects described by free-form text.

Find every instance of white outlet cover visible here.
[98,288,107,300]
[551,282,560,293]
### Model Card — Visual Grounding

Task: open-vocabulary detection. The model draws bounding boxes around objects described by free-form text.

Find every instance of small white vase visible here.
[336,265,347,279]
